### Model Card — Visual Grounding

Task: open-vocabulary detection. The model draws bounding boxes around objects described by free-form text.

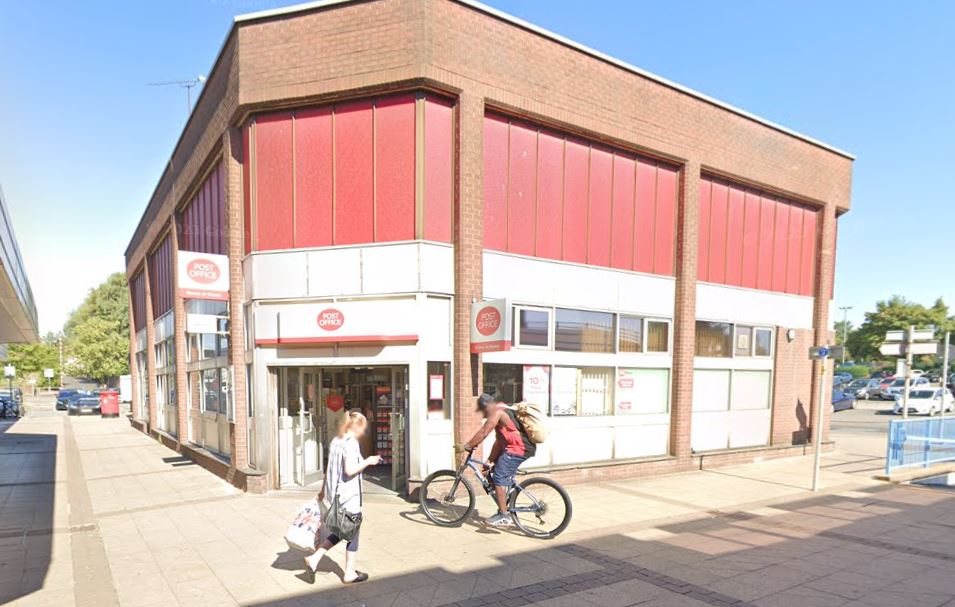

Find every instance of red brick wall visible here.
[771,328,815,445]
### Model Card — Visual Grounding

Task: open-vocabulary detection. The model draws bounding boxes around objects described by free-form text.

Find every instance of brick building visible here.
[124,0,852,494]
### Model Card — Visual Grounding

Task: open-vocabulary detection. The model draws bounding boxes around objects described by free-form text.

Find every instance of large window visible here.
[696,322,773,359]
[647,321,670,353]
[551,366,613,416]
[555,309,615,353]
[483,364,524,404]
[200,367,231,414]
[186,300,230,363]
[515,307,550,348]
[615,368,670,415]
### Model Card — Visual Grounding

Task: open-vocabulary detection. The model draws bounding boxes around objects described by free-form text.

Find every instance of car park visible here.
[67,391,101,415]
[832,389,855,412]
[883,376,930,400]
[893,388,955,416]
[848,378,881,400]
[876,376,897,398]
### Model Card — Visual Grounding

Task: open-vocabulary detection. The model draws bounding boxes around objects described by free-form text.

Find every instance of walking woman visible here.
[304,410,380,583]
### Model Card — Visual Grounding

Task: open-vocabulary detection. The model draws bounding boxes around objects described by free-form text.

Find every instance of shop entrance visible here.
[276,365,408,492]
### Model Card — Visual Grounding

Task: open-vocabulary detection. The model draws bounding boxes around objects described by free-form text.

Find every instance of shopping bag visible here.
[285,498,323,552]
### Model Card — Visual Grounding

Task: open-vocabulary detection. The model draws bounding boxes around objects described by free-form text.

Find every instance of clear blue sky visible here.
[1,0,953,335]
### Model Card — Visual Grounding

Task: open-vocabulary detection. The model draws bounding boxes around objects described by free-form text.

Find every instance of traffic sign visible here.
[3,365,15,378]
[912,329,935,341]
[809,346,832,360]
[880,343,903,356]
[909,342,939,355]
[43,368,54,379]
[885,330,906,342]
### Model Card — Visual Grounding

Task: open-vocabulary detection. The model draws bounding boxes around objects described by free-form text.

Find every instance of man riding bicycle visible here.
[455,393,535,527]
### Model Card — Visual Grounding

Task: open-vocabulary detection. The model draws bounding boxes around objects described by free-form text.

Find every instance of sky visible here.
[0,0,953,335]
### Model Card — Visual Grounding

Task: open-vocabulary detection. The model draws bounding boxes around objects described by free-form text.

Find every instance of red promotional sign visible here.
[317,308,345,331]
[618,377,634,389]
[475,306,501,337]
[186,259,220,284]
[326,394,344,413]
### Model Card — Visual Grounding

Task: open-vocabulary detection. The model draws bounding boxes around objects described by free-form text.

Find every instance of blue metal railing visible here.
[886,417,955,474]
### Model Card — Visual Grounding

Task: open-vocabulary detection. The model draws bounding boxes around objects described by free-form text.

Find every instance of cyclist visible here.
[455,392,535,526]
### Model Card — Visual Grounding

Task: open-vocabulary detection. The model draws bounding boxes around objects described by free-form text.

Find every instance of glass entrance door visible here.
[277,367,325,488]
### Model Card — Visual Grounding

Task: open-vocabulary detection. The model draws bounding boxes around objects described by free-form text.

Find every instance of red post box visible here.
[99,389,120,418]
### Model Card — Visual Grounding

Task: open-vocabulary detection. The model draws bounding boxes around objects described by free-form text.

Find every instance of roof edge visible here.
[235,0,855,161]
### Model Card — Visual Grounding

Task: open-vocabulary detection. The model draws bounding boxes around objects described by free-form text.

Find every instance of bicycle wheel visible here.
[509,477,572,538]
[419,470,476,527]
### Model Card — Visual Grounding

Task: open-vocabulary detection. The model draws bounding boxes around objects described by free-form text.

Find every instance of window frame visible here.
[513,305,553,350]
[753,327,774,358]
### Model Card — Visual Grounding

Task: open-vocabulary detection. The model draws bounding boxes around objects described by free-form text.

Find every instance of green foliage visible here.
[836,365,869,379]
[833,320,854,346]
[64,272,129,383]
[846,296,955,362]
[6,342,60,386]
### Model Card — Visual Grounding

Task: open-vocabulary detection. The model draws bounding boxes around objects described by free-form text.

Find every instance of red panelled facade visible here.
[697,177,818,297]
[148,234,174,319]
[179,163,226,255]
[244,94,453,253]
[482,113,678,276]
[131,271,147,333]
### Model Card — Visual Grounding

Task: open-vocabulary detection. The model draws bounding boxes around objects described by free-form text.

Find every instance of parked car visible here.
[883,376,930,400]
[833,372,854,385]
[911,369,926,378]
[56,389,80,411]
[893,388,955,416]
[832,389,856,412]
[923,371,941,383]
[871,370,893,379]
[0,388,23,404]
[876,376,897,398]
[848,378,881,400]
[67,391,100,415]
[0,395,20,418]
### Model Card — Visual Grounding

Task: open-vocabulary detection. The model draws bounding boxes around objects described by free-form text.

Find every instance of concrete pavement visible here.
[3,396,955,606]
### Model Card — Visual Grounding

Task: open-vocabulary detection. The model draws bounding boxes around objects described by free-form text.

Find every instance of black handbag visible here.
[324,459,363,541]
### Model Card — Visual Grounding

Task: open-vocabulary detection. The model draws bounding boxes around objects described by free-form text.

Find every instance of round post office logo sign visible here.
[186,259,220,284]
[475,306,502,336]
[317,308,345,331]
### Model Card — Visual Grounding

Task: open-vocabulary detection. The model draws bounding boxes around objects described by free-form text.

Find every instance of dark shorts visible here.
[492,452,527,488]
[326,527,360,553]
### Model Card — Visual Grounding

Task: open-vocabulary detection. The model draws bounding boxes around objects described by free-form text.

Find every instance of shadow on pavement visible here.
[0,420,56,604]
[250,482,955,607]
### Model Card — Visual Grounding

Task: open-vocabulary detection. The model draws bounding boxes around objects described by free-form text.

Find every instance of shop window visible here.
[551,366,613,416]
[695,321,733,358]
[427,362,451,420]
[483,364,524,404]
[735,326,753,357]
[730,370,772,410]
[647,320,670,353]
[201,367,230,414]
[692,370,731,411]
[618,315,643,353]
[754,328,773,357]
[615,368,669,415]
[555,309,615,353]
[514,307,550,348]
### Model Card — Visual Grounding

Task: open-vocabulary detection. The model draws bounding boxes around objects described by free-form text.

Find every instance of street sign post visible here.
[808,345,831,491]
[3,365,13,408]
[879,328,939,419]
[43,368,54,392]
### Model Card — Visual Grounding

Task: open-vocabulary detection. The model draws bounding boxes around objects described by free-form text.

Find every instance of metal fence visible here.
[885,417,955,474]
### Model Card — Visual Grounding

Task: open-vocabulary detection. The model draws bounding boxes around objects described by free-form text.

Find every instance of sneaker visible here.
[485,512,513,527]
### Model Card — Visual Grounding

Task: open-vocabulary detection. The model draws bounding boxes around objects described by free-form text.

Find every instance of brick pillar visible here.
[810,203,837,443]
[669,161,700,460]
[225,127,249,473]
[170,217,189,443]
[127,283,140,420]
[143,262,158,431]
[453,92,484,447]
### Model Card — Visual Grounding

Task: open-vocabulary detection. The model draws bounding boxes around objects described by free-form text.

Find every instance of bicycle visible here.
[419,447,572,538]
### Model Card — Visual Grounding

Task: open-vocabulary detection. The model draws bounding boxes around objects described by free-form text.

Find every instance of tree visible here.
[6,342,60,387]
[846,296,955,362]
[63,272,130,383]
[834,319,854,347]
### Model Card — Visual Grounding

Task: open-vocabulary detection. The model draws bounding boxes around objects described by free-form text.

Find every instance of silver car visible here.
[848,378,881,400]
[883,376,929,400]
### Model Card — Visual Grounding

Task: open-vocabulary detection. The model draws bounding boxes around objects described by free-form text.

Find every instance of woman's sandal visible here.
[344,571,369,584]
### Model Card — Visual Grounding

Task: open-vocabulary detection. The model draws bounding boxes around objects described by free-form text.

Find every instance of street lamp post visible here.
[838,306,853,365]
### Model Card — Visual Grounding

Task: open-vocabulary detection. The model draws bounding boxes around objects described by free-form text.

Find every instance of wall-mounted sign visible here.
[254,299,419,346]
[186,313,220,334]
[178,251,230,301]
[470,298,511,353]
[429,375,444,401]
[522,365,550,408]
[317,308,345,331]
[326,394,344,413]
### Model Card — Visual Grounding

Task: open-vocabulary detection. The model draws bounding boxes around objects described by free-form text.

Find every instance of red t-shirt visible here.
[495,405,536,457]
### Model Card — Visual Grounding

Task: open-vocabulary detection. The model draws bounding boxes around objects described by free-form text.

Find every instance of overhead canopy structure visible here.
[0,185,38,344]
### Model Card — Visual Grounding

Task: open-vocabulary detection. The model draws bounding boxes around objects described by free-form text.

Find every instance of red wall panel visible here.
[740,191,760,289]
[610,155,635,270]
[294,108,334,248]
[587,147,613,266]
[562,139,589,264]
[179,163,225,256]
[724,186,745,286]
[375,96,416,242]
[786,207,804,294]
[423,97,453,243]
[697,180,712,282]
[483,115,509,251]
[799,210,817,296]
[334,100,374,245]
[243,125,252,254]
[708,182,729,284]
[771,201,790,293]
[507,122,538,256]
[148,235,172,319]
[255,113,294,250]
[131,272,146,332]
[633,162,657,274]
[653,166,677,276]
[756,196,776,291]
[536,131,564,260]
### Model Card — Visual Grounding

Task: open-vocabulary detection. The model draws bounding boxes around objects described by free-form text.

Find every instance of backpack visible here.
[508,402,549,444]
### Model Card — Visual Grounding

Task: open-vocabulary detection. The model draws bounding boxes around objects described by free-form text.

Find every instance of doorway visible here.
[276,365,409,492]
